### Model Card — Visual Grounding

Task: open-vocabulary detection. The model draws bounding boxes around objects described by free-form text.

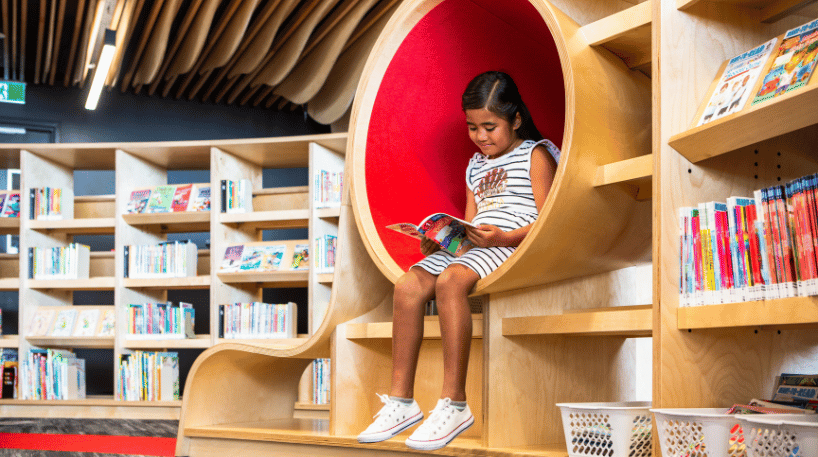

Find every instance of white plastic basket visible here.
[738,415,818,457]
[556,401,652,457]
[652,408,815,457]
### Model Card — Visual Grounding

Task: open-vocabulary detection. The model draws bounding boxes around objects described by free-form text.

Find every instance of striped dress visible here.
[413,139,560,278]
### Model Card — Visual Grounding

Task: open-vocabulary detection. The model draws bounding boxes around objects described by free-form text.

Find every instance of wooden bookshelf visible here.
[215,337,308,348]
[314,207,341,220]
[676,0,818,23]
[0,217,20,234]
[213,133,348,168]
[0,395,181,420]
[0,277,20,290]
[122,276,212,290]
[217,270,309,288]
[316,273,333,285]
[593,154,653,200]
[26,336,115,349]
[0,335,19,348]
[503,305,652,337]
[28,218,116,234]
[121,212,211,233]
[669,80,818,163]
[218,209,310,230]
[345,315,484,340]
[677,297,818,330]
[580,0,652,70]
[28,277,116,290]
[122,334,211,350]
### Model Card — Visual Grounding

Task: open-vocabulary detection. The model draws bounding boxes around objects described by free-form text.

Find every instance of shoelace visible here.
[372,393,403,423]
[418,399,455,433]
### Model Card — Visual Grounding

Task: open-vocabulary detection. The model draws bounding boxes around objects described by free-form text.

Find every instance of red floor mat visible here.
[0,432,176,456]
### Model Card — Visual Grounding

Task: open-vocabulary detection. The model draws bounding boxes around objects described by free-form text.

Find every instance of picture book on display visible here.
[240,244,286,272]
[752,18,818,106]
[98,309,116,336]
[696,38,777,126]
[188,184,211,212]
[172,184,193,212]
[73,308,101,337]
[126,188,152,214]
[220,245,245,272]
[0,191,21,218]
[146,185,176,213]
[387,213,477,257]
[291,244,309,270]
[28,308,56,336]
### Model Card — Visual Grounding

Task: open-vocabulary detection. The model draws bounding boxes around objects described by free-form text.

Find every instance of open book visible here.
[387,213,477,257]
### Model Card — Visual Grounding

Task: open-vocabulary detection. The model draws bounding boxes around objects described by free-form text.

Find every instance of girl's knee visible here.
[436,266,478,297]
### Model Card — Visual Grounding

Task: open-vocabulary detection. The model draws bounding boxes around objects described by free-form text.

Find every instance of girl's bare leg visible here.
[391,267,437,399]
[434,264,480,401]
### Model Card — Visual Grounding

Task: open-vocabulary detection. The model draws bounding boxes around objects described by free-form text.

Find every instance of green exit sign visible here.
[0,81,25,104]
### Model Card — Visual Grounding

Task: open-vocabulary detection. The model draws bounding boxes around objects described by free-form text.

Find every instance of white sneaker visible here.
[405,398,474,450]
[357,393,424,443]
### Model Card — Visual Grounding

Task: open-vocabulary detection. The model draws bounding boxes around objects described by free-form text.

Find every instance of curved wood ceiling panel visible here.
[164,0,220,78]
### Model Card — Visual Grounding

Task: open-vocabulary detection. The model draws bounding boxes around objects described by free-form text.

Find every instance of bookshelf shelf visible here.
[215,337,308,348]
[26,336,115,349]
[28,277,116,290]
[580,1,652,70]
[294,402,330,411]
[0,335,19,348]
[677,297,818,330]
[669,80,818,163]
[0,396,181,407]
[122,335,211,350]
[218,209,310,230]
[593,154,653,200]
[217,270,309,288]
[122,276,212,290]
[502,305,653,337]
[676,0,818,23]
[0,217,20,234]
[345,315,484,340]
[316,273,333,285]
[0,277,20,290]
[213,133,347,168]
[121,212,211,233]
[314,207,341,220]
[29,218,116,234]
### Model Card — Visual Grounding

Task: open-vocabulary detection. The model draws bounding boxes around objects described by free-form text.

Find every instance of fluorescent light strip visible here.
[85,43,116,110]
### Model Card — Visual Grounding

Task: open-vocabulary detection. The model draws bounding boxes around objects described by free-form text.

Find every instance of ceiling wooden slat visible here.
[71,0,96,85]
[145,0,205,94]
[80,0,117,87]
[48,0,68,85]
[133,0,183,85]
[229,0,299,78]
[63,0,86,86]
[253,84,275,106]
[119,0,166,90]
[43,0,57,81]
[198,0,261,73]
[163,0,220,81]
[34,0,45,84]
[107,0,144,86]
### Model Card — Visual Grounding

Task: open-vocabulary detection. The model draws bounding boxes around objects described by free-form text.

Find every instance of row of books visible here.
[219,242,308,273]
[28,244,90,280]
[21,349,86,400]
[680,173,818,306]
[28,307,115,338]
[694,17,818,127]
[1,349,18,399]
[124,241,198,279]
[314,234,337,274]
[218,302,297,339]
[723,373,818,414]
[127,302,195,339]
[0,191,20,218]
[125,183,211,214]
[30,187,70,220]
[314,170,343,208]
[117,351,180,401]
[312,358,330,405]
[219,179,253,213]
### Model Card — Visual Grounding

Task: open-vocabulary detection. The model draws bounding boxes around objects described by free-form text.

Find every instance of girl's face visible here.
[465,108,521,158]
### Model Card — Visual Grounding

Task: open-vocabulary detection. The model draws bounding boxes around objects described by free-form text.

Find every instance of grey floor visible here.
[0,419,178,457]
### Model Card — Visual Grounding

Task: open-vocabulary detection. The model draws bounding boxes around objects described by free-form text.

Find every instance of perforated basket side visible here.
[742,418,818,457]
[558,405,652,457]
[652,409,747,457]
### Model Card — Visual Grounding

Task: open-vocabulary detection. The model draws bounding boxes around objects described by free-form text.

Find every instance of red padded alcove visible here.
[365,0,565,272]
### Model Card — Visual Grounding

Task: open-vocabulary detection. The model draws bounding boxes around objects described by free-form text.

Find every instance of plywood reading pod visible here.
[349,0,652,294]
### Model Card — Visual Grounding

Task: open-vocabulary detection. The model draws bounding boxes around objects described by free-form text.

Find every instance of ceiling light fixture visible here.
[85,29,117,110]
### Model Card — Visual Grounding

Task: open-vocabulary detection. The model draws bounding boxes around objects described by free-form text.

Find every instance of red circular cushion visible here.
[366,0,565,271]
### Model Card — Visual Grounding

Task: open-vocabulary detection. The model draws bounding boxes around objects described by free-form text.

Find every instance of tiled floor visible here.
[0,419,178,457]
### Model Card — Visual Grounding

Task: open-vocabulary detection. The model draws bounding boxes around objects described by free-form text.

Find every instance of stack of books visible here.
[21,349,86,400]
[126,302,195,339]
[680,172,818,306]
[1,349,18,399]
[125,183,210,214]
[314,235,337,274]
[29,243,91,280]
[218,302,297,339]
[220,179,253,213]
[125,240,198,278]
[30,187,71,220]
[312,359,330,405]
[117,351,180,401]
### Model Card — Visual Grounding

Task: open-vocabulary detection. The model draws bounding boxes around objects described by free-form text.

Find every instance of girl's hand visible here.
[466,224,507,248]
[420,236,441,256]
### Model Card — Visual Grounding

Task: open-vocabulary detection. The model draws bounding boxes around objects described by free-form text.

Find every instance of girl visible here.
[357,71,560,451]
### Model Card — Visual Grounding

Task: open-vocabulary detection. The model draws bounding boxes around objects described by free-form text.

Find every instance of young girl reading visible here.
[357,71,560,451]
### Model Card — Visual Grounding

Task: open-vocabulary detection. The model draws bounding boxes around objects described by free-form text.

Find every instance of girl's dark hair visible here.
[461,71,543,141]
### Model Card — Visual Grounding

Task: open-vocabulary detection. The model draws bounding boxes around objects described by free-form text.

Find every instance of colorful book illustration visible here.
[1,192,21,218]
[171,184,193,212]
[387,213,477,257]
[220,245,245,272]
[28,308,56,336]
[752,18,818,106]
[51,309,78,337]
[291,244,309,270]
[125,188,152,214]
[73,309,101,337]
[239,244,286,272]
[697,38,777,126]
[188,184,211,212]
[145,185,176,213]
[97,309,116,337]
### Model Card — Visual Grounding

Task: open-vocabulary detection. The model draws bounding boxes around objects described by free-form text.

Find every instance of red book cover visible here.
[171,184,193,212]
[796,179,817,281]
[762,188,782,284]
[770,187,788,283]
[692,212,703,292]
[716,209,733,290]
[808,175,818,275]
[778,185,797,283]
[746,205,764,286]
[787,183,805,282]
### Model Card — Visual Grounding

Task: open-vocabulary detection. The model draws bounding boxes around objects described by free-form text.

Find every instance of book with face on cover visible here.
[1,192,21,218]
[387,213,478,257]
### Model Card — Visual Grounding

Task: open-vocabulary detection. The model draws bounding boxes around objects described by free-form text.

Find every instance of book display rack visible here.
[0,133,347,419]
